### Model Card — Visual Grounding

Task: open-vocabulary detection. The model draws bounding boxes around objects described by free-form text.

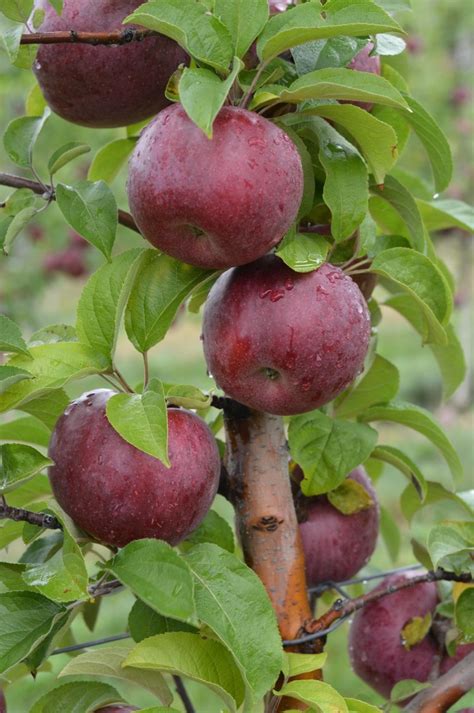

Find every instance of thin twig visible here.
[113,368,134,394]
[0,172,139,234]
[173,676,196,713]
[51,633,130,656]
[21,28,157,46]
[143,351,150,390]
[403,651,474,713]
[0,502,62,530]
[240,59,271,110]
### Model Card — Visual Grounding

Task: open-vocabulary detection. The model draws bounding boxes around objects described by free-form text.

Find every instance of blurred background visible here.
[0,0,473,710]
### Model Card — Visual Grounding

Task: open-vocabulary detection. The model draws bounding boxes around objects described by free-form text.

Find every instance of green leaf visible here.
[3,187,36,216]
[288,410,378,496]
[385,295,466,397]
[106,379,168,465]
[275,228,329,273]
[184,543,283,700]
[390,680,430,703]
[275,680,348,712]
[285,652,327,678]
[30,681,124,713]
[180,57,243,138]
[399,95,453,193]
[59,643,172,705]
[106,539,196,623]
[0,562,37,593]
[282,125,315,221]
[336,355,400,418]
[375,33,406,55]
[417,198,474,234]
[0,444,52,494]
[401,612,432,650]
[2,205,38,254]
[76,248,147,363]
[125,251,212,353]
[46,0,63,12]
[327,479,374,515]
[124,0,233,73]
[371,445,427,501]
[164,383,212,410]
[129,599,197,643]
[345,698,381,713]
[0,314,30,356]
[0,591,65,674]
[455,588,474,642]
[56,180,117,260]
[124,632,245,712]
[0,343,109,414]
[214,0,268,58]
[3,108,50,168]
[18,388,69,430]
[428,522,474,575]
[0,365,32,394]
[257,1,403,60]
[400,481,473,524]
[0,0,33,22]
[25,83,47,116]
[372,248,452,342]
[87,138,138,184]
[29,324,77,347]
[181,510,234,553]
[0,416,50,448]
[371,176,427,252]
[292,36,366,74]
[275,67,409,110]
[47,142,90,176]
[0,23,23,63]
[379,505,400,562]
[359,401,462,482]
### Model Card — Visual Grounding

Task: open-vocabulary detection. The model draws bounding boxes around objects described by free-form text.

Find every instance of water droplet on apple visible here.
[259,288,272,299]
[248,137,267,149]
[270,289,285,302]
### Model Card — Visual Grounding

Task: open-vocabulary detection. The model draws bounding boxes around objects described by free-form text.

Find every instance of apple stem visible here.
[173,676,196,713]
[142,351,150,390]
[112,368,134,394]
[0,172,140,234]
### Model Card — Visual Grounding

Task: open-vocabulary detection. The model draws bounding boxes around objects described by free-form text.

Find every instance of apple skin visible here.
[48,390,220,548]
[33,0,186,128]
[440,642,474,674]
[299,467,380,585]
[202,256,371,415]
[349,573,440,699]
[127,104,303,269]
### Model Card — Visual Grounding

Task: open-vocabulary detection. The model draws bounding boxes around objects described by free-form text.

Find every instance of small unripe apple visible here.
[48,390,220,547]
[127,104,303,269]
[33,0,186,128]
[299,467,379,585]
[349,573,439,698]
[202,256,371,415]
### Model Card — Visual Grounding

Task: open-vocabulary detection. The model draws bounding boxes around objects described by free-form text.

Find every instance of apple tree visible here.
[0,1,473,712]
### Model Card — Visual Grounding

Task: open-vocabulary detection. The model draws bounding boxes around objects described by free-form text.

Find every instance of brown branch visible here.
[403,651,474,713]
[0,501,62,530]
[20,28,157,46]
[224,408,320,712]
[0,172,139,234]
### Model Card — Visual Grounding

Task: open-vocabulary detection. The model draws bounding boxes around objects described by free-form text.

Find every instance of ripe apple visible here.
[43,247,88,278]
[48,390,220,547]
[299,467,380,585]
[202,256,371,415]
[127,104,303,269]
[349,573,439,698]
[33,0,186,128]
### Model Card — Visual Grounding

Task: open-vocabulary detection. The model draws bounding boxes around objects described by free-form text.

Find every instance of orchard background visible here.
[0,1,473,712]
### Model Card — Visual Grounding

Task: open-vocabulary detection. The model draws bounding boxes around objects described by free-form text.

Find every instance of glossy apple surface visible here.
[299,467,380,585]
[202,256,371,415]
[33,0,186,128]
[127,105,303,269]
[48,390,220,547]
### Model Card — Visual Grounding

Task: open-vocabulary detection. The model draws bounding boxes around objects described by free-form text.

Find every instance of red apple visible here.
[127,104,303,269]
[299,467,380,585]
[349,573,439,699]
[0,690,5,713]
[202,256,371,415]
[48,390,220,547]
[33,0,186,128]
[43,248,88,278]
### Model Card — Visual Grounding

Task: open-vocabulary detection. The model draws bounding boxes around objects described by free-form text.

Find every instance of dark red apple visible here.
[127,104,303,269]
[299,467,379,585]
[43,248,88,278]
[48,390,220,547]
[0,690,6,713]
[440,642,474,674]
[202,256,371,415]
[345,43,381,111]
[33,0,186,128]
[69,231,90,251]
[349,573,439,699]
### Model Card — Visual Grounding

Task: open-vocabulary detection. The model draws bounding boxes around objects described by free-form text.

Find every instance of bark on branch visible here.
[20,29,157,46]
[0,501,62,530]
[0,172,139,234]
[403,651,474,713]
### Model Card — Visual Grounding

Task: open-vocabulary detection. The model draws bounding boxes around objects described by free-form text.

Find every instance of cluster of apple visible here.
[42,231,90,278]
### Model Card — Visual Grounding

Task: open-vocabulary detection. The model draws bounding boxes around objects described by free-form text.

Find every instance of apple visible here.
[43,247,88,278]
[0,690,5,713]
[127,104,303,269]
[269,0,293,12]
[299,467,380,585]
[33,0,186,128]
[48,390,220,548]
[202,256,371,415]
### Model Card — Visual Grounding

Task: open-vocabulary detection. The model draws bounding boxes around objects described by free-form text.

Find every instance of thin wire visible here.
[52,632,131,656]
[308,563,423,593]
[283,618,348,647]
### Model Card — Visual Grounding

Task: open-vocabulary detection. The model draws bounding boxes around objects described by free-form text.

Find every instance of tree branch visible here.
[173,676,196,713]
[0,501,62,530]
[20,28,157,46]
[0,172,139,234]
[403,651,474,713]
